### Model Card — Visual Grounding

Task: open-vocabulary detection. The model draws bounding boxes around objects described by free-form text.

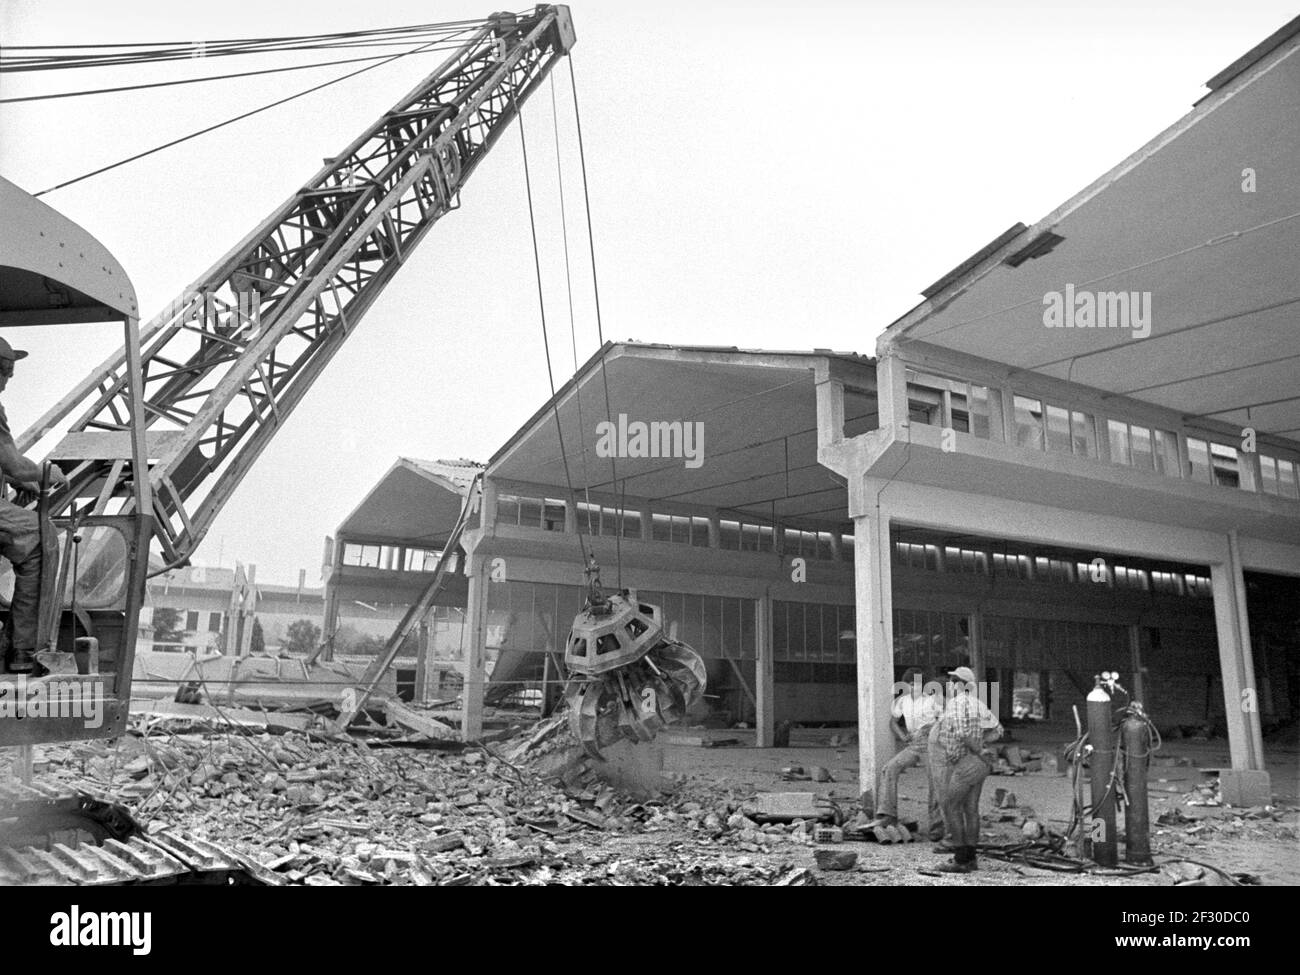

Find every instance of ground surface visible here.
[654,722,1300,886]
[2,715,1296,886]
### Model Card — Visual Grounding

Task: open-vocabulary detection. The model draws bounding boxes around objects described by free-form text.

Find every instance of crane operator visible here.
[0,336,69,674]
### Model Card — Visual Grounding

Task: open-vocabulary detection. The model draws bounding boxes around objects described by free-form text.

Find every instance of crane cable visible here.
[514,87,589,571]
[550,72,596,543]
[1,41,475,104]
[0,20,489,70]
[31,29,467,197]
[567,56,622,589]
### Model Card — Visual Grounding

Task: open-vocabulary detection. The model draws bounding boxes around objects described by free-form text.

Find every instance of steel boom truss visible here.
[20,5,575,569]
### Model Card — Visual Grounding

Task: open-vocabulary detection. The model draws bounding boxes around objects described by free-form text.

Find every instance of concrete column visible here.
[1228,531,1266,764]
[414,620,431,702]
[852,504,894,813]
[876,353,909,433]
[460,554,489,741]
[321,538,344,661]
[968,608,984,680]
[755,592,775,747]
[816,377,845,449]
[237,564,257,657]
[1176,429,1192,479]
[1209,535,1264,770]
[1239,447,1262,493]
[479,477,498,532]
[999,385,1018,449]
[707,513,721,549]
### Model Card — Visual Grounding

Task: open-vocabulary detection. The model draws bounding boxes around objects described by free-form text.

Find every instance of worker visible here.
[931,665,1003,873]
[872,667,941,835]
[0,336,69,674]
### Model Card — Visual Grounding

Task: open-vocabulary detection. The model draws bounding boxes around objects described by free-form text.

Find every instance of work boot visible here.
[935,859,977,874]
[935,845,978,873]
[9,647,37,674]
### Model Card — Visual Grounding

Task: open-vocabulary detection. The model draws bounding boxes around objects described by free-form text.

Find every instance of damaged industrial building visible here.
[0,3,1297,896]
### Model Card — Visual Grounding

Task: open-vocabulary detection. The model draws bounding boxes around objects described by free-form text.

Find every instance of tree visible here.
[285,618,322,657]
[249,617,266,655]
[352,633,387,656]
[152,607,184,651]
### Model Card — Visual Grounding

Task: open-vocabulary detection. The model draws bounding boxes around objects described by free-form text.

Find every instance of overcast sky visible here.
[1,0,1294,584]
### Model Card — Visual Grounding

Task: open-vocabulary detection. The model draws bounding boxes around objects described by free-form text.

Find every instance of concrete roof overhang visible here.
[882,18,1300,444]
[336,458,481,547]
[489,343,875,528]
[0,175,139,325]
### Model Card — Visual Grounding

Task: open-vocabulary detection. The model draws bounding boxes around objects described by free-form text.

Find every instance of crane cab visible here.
[0,175,152,746]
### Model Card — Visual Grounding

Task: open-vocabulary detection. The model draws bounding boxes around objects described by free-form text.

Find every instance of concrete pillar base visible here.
[1217,768,1272,807]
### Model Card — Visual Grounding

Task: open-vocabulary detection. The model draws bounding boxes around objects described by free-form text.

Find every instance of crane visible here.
[0,8,706,882]
[2,5,576,750]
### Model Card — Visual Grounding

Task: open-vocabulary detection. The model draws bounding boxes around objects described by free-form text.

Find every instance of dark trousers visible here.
[0,499,52,652]
[940,753,990,860]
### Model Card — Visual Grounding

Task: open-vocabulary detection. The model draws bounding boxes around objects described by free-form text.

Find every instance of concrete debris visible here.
[812,824,843,844]
[869,824,912,844]
[1162,861,1230,886]
[8,714,830,886]
[814,849,858,871]
[1184,780,1222,807]
[131,700,316,733]
[746,792,827,822]
[383,700,457,741]
[772,866,818,886]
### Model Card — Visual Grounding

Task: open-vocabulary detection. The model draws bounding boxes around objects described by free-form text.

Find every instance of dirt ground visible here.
[3,715,1295,886]
[652,723,1300,886]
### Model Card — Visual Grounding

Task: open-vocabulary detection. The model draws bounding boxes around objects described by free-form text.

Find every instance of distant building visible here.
[140,563,323,656]
[321,458,482,701]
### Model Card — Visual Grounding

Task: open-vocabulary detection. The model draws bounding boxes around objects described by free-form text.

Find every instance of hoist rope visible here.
[550,72,596,542]
[515,90,589,571]
[1,43,473,103]
[31,31,462,197]
[1,20,489,70]
[567,56,622,589]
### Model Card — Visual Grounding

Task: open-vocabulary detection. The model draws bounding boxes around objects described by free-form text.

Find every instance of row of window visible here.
[497,494,846,561]
[484,579,759,659]
[906,369,1300,499]
[762,614,1214,682]
[890,541,1213,596]
[773,600,855,663]
[905,372,1000,440]
[340,542,444,571]
[153,608,223,633]
[893,609,970,669]
[981,616,1129,671]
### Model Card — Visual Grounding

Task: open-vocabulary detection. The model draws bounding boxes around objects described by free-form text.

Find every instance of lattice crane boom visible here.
[22,5,576,568]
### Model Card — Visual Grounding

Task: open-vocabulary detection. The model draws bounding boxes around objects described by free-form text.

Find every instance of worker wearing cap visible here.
[930,665,1003,873]
[0,336,69,673]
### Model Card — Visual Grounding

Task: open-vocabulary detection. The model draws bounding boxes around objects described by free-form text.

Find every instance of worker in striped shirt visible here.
[930,666,1003,873]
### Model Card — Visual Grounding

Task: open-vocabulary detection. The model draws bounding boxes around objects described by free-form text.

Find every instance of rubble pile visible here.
[14,716,815,886]
[1154,802,1298,844]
